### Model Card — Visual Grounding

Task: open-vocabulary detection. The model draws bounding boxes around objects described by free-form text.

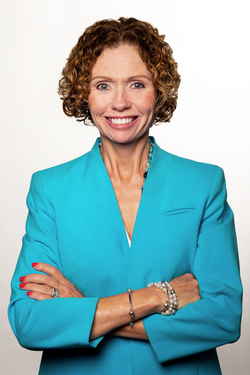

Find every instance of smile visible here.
[107,117,137,124]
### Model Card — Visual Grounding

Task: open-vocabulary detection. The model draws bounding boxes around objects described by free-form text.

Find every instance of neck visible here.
[99,132,150,182]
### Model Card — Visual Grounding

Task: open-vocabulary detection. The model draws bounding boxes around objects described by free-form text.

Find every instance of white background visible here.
[1,1,249,374]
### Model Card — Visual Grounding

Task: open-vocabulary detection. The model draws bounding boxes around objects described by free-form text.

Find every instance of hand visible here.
[146,273,200,314]
[19,262,84,300]
[170,273,200,310]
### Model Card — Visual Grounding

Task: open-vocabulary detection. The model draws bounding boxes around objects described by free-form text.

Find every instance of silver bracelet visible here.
[147,281,178,315]
[127,288,134,327]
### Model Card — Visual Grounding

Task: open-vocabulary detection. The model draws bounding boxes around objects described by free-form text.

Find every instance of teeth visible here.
[109,117,135,124]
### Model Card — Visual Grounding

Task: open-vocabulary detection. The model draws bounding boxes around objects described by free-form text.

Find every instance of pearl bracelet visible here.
[147,281,178,315]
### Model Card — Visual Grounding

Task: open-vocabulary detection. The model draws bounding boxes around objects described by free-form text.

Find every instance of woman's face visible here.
[88,44,156,144]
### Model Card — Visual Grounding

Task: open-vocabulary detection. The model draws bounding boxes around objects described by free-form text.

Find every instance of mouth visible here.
[107,117,137,125]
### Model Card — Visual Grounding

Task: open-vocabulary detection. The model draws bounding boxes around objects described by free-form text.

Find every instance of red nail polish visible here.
[27,292,33,296]
[32,262,39,268]
[20,276,26,282]
[20,283,26,289]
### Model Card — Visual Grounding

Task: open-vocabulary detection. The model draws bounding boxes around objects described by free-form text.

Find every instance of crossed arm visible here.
[19,262,200,341]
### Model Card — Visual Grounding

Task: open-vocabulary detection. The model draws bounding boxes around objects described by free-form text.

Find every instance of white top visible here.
[125,228,131,247]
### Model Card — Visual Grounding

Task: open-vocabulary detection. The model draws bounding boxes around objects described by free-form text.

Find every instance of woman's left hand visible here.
[19,262,84,300]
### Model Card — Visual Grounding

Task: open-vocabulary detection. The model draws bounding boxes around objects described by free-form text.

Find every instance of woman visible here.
[8,17,242,374]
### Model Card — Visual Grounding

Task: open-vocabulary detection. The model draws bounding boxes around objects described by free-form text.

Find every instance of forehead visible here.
[91,44,151,78]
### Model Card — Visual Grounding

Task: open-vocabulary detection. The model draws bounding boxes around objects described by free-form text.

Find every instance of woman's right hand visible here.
[147,273,200,313]
[168,273,200,310]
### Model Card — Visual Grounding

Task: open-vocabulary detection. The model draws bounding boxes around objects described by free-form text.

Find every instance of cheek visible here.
[140,92,156,114]
[88,93,97,113]
[88,93,109,116]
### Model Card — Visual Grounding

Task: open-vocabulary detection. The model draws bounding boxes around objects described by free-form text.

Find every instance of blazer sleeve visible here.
[8,172,103,350]
[143,167,242,363]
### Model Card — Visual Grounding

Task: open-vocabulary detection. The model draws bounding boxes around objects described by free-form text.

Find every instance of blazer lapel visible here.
[125,138,197,289]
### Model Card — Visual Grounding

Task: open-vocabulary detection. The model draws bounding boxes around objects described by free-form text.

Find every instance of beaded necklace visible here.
[141,139,154,194]
[98,138,154,194]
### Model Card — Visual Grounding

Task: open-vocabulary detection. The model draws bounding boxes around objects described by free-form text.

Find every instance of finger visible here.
[32,262,73,286]
[20,282,54,297]
[27,291,52,301]
[20,280,84,299]
[20,274,60,290]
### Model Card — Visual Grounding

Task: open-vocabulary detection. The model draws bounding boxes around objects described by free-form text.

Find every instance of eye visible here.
[96,83,110,91]
[131,82,145,89]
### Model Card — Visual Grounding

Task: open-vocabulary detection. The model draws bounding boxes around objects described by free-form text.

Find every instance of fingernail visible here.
[20,283,26,289]
[32,263,39,268]
[20,276,26,282]
[27,292,33,296]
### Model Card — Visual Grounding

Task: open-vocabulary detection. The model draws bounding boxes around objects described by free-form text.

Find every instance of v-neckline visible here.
[93,136,155,249]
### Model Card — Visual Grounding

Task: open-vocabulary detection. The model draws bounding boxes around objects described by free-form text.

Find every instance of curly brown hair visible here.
[58,17,181,124]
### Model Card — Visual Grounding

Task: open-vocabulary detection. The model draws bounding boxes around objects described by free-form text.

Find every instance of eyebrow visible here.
[90,75,151,82]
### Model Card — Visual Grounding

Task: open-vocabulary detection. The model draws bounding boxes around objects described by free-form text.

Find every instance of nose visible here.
[111,88,131,111]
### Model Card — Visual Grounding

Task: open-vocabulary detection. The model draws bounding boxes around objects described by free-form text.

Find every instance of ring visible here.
[53,288,60,298]
[51,287,55,297]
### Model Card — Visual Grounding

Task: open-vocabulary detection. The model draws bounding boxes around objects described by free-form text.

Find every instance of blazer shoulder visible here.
[31,148,97,187]
[159,147,223,180]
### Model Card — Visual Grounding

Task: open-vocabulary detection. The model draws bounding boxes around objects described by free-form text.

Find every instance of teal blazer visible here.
[8,137,242,375]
